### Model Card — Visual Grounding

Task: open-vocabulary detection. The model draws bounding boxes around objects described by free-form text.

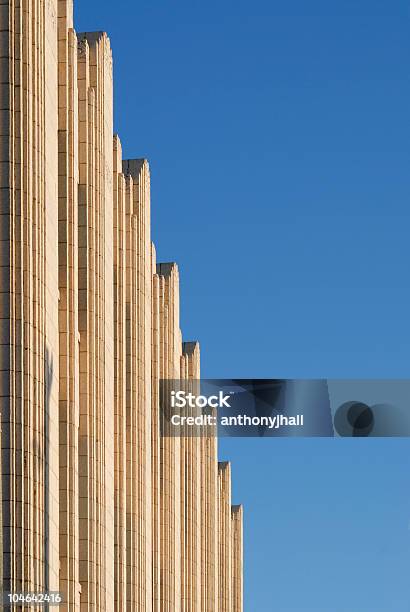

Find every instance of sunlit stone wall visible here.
[0,1,243,610]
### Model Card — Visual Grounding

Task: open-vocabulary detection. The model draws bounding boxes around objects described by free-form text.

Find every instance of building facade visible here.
[0,0,243,610]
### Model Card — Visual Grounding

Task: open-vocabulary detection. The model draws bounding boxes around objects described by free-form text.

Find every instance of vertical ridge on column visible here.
[76,30,114,611]
[181,342,201,611]
[112,134,127,612]
[219,461,232,612]
[157,262,182,612]
[44,0,60,595]
[123,158,152,611]
[57,0,80,604]
[202,391,219,611]
[231,504,243,612]
[151,243,161,612]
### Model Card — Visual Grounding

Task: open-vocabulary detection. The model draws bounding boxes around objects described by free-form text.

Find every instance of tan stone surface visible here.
[112,134,127,612]
[58,2,80,605]
[0,0,60,600]
[157,263,182,612]
[180,342,201,611]
[123,158,152,611]
[219,462,232,612]
[231,505,243,612]
[0,1,243,609]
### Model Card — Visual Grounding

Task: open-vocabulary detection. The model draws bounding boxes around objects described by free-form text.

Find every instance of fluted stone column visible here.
[201,401,219,611]
[112,134,127,612]
[219,461,232,612]
[157,263,182,612]
[151,244,161,612]
[58,1,80,606]
[123,158,153,611]
[180,342,201,612]
[76,30,114,611]
[231,505,243,612]
[0,0,60,598]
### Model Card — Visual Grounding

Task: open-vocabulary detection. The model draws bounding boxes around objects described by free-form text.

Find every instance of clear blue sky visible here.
[77,2,410,609]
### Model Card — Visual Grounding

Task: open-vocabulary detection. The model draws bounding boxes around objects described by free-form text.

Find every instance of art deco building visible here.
[0,0,243,610]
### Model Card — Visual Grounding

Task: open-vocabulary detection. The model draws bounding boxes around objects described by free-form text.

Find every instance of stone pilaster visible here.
[219,461,232,612]
[112,134,127,612]
[0,0,60,599]
[180,342,201,611]
[76,30,114,611]
[157,263,182,612]
[123,158,153,610]
[58,1,80,605]
[231,505,243,612]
